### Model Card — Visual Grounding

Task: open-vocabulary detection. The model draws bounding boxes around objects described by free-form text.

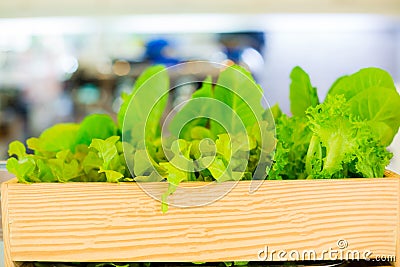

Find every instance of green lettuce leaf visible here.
[88,136,125,182]
[289,66,319,116]
[328,67,396,99]
[89,136,120,168]
[347,87,400,146]
[28,123,80,153]
[75,114,118,146]
[169,76,214,140]
[119,65,169,147]
[8,140,27,159]
[48,150,81,182]
[6,157,36,183]
[306,95,392,178]
[212,65,264,135]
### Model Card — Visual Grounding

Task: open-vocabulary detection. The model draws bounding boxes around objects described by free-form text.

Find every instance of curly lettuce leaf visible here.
[6,157,36,183]
[353,123,392,178]
[306,95,392,178]
[268,114,311,180]
[89,136,125,182]
[47,150,81,182]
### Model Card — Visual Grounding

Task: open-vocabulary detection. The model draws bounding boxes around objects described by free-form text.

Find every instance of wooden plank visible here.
[385,169,400,178]
[2,180,14,267]
[1,170,16,240]
[2,178,399,263]
[396,176,400,267]
[385,171,400,267]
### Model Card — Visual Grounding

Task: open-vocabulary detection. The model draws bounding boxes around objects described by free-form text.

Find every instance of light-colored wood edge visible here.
[2,180,33,267]
[3,178,18,184]
[2,180,13,267]
[385,169,400,178]
[396,176,400,267]
[384,166,400,266]
[384,170,400,267]
[2,168,399,186]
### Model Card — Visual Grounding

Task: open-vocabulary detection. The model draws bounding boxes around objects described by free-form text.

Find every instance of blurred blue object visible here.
[145,39,180,66]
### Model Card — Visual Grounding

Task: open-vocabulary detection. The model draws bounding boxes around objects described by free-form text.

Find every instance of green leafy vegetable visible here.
[119,65,169,147]
[6,157,36,183]
[6,64,400,208]
[328,67,400,145]
[270,66,399,179]
[328,67,396,99]
[28,123,80,153]
[212,65,264,135]
[8,140,27,159]
[289,66,319,116]
[169,76,214,140]
[268,114,312,180]
[347,87,400,145]
[306,95,391,178]
[76,114,118,146]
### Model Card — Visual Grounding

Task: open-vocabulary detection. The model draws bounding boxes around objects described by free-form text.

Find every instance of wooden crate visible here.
[2,170,400,267]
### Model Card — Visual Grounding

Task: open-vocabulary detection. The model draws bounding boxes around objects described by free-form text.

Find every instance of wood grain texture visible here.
[2,180,13,267]
[1,177,399,264]
[396,175,400,267]
[386,170,400,267]
[1,170,16,240]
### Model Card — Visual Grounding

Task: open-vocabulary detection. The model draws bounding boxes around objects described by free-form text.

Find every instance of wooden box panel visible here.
[2,171,400,266]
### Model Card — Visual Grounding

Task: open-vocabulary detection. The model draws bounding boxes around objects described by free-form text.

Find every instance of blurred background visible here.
[1,0,400,171]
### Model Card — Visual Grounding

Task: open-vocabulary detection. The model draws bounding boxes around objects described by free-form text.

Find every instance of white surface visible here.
[0,0,400,18]
[260,17,400,114]
[0,14,397,35]
[388,132,400,174]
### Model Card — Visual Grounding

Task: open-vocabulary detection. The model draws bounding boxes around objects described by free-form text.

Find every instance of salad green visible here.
[269,66,400,179]
[6,64,400,189]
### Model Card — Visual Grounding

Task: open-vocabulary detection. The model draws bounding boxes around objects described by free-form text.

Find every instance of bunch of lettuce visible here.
[6,64,400,186]
[118,65,275,210]
[6,65,274,188]
[6,114,134,183]
[268,67,400,179]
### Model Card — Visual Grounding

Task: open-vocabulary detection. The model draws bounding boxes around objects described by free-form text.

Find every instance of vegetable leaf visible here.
[306,95,392,178]
[98,167,124,183]
[212,65,264,135]
[328,67,396,99]
[119,65,169,147]
[289,66,319,116]
[6,157,35,183]
[76,114,117,146]
[31,123,80,153]
[48,150,81,182]
[347,87,400,146]
[169,76,214,140]
[8,140,27,159]
[89,136,120,169]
